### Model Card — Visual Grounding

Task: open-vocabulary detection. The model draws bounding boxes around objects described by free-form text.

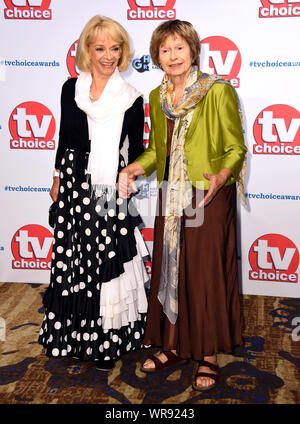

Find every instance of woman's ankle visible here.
[203,354,217,364]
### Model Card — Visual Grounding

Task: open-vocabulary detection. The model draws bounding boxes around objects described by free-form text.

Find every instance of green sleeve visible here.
[217,83,247,179]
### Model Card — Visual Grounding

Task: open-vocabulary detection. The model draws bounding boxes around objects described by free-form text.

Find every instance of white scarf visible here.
[74,68,141,196]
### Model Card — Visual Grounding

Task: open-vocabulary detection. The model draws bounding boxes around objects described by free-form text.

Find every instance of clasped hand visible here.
[117,162,145,199]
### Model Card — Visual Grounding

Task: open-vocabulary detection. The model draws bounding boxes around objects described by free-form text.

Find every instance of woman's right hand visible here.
[50,176,59,202]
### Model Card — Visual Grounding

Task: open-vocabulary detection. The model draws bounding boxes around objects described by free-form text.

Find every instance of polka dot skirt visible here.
[38,150,148,362]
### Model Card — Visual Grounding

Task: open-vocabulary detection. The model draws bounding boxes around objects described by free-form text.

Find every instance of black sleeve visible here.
[127,96,145,164]
[54,79,75,170]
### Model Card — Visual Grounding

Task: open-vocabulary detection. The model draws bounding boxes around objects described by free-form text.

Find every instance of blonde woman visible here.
[39,15,149,371]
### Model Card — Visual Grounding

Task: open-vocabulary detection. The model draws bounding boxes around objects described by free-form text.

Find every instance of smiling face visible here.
[158,32,192,81]
[88,29,122,78]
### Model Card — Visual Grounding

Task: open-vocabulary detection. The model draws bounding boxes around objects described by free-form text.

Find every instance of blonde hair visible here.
[76,15,133,72]
[150,19,201,68]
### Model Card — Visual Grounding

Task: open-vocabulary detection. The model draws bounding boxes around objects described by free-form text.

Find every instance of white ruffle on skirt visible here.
[100,227,149,330]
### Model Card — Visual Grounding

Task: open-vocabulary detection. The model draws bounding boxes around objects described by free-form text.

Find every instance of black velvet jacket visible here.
[54,78,145,176]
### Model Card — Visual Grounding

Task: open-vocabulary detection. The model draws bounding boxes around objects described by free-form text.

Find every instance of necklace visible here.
[89,90,99,102]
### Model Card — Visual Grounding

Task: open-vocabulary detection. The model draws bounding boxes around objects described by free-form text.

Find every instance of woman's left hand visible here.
[198,168,232,207]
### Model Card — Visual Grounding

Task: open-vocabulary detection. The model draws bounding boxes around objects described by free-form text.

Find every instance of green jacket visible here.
[136,82,247,189]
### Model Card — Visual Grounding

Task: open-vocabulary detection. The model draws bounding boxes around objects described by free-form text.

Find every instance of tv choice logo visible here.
[140,228,154,242]
[132,55,151,73]
[140,228,154,274]
[253,104,300,155]
[4,0,52,20]
[9,101,56,150]
[144,102,150,147]
[67,40,79,78]
[11,224,54,270]
[144,260,152,274]
[259,0,300,18]
[127,0,176,20]
[249,234,299,283]
[200,36,241,88]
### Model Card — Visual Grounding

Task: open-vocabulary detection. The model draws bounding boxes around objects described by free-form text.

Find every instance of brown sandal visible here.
[140,351,187,373]
[192,359,220,391]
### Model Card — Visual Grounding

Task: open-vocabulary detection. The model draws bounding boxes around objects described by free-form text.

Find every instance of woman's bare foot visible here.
[194,355,218,389]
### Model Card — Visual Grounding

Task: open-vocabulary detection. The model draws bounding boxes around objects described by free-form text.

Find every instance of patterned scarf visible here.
[158,66,246,325]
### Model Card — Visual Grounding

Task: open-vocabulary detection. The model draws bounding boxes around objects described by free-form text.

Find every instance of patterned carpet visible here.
[0,282,299,404]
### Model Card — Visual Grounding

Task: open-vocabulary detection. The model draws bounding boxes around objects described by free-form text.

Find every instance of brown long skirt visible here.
[143,183,243,360]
